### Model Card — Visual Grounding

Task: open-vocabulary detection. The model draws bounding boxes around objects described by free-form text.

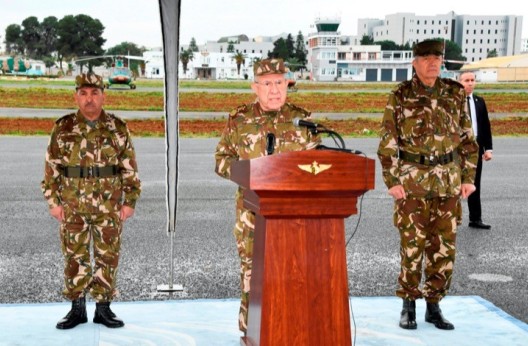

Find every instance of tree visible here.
[487,49,498,58]
[4,24,24,55]
[232,51,246,77]
[285,34,295,58]
[294,31,307,65]
[360,34,374,45]
[374,40,399,50]
[21,16,41,58]
[189,37,199,52]
[42,56,56,74]
[443,39,466,70]
[269,38,289,60]
[57,14,106,72]
[106,41,143,57]
[180,49,194,74]
[38,16,59,58]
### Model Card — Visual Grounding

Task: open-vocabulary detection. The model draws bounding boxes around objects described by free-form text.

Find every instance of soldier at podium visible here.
[214,58,321,334]
[377,40,479,331]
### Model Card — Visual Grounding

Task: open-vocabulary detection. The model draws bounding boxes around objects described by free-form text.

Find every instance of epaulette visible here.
[394,80,411,92]
[441,77,464,89]
[286,102,310,117]
[229,104,250,118]
[105,112,127,125]
[55,112,76,124]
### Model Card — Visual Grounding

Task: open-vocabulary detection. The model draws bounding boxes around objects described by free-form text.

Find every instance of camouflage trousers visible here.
[394,196,460,303]
[233,206,255,333]
[59,211,122,302]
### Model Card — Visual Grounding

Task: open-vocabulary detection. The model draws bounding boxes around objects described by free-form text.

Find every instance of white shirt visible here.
[467,94,478,137]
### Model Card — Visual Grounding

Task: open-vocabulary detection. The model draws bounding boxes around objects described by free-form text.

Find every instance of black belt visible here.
[63,166,119,178]
[399,150,456,166]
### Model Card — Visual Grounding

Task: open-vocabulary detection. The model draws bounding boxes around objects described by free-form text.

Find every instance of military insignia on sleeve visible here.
[298,161,332,175]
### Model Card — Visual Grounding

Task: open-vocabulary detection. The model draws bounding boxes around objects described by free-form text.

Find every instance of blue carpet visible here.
[0,296,526,345]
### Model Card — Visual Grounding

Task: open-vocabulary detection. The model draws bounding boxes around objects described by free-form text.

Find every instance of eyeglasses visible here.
[255,80,286,88]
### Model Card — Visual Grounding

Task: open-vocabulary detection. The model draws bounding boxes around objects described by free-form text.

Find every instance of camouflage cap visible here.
[75,73,104,89]
[253,58,286,76]
[413,39,444,56]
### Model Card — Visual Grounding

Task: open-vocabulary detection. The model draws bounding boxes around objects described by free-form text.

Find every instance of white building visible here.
[307,18,413,82]
[144,39,275,80]
[520,38,528,53]
[358,12,523,63]
[144,47,165,79]
[188,51,265,80]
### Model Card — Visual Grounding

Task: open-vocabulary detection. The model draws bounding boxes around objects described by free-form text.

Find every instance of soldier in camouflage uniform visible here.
[41,73,141,330]
[377,40,479,331]
[215,58,321,334]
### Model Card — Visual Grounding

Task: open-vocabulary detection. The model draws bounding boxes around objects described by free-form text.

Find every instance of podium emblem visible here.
[298,161,332,175]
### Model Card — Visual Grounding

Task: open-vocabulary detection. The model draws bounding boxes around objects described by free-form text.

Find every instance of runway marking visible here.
[469,273,513,282]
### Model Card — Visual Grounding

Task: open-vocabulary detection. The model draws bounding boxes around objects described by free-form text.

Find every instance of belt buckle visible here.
[87,166,94,178]
[429,154,437,166]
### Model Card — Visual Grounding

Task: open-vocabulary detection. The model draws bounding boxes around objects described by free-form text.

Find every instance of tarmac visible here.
[1,118,527,345]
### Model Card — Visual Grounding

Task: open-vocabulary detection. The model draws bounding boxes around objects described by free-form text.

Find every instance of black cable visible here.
[343,150,369,346]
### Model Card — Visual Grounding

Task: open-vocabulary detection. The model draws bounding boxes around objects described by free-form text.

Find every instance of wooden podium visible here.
[230,150,375,346]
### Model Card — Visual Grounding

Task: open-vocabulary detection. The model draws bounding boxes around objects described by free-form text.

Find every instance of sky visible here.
[0,0,526,51]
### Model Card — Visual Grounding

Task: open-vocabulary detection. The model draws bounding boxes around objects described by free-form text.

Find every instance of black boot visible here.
[425,302,455,330]
[93,302,125,328]
[56,296,88,329]
[399,299,417,329]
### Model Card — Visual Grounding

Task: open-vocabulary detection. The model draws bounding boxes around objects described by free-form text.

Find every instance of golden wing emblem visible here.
[297,161,332,175]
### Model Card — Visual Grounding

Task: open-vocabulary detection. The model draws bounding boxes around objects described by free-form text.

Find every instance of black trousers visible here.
[468,144,484,222]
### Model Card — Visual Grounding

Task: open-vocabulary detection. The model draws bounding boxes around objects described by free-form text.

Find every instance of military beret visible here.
[413,39,444,57]
[75,73,104,89]
[253,58,286,76]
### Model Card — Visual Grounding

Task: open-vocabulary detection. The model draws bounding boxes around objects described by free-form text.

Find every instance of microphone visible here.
[292,117,321,129]
[266,133,275,155]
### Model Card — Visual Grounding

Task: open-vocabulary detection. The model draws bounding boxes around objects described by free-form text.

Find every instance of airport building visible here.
[306,18,414,82]
[358,12,523,63]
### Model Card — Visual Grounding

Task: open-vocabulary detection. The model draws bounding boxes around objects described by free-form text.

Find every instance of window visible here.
[353,52,361,60]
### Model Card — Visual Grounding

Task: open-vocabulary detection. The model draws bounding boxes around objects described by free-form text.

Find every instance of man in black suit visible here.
[459,71,493,229]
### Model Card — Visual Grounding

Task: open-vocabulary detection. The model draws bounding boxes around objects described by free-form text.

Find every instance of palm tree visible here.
[180,49,194,74]
[232,51,246,77]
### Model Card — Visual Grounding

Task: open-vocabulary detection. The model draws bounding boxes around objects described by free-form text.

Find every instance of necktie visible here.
[467,96,478,136]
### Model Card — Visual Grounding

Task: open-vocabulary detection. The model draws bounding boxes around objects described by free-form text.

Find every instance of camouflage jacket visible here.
[377,75,479,198]
[41,110,141,214]
[215,102,321,207]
